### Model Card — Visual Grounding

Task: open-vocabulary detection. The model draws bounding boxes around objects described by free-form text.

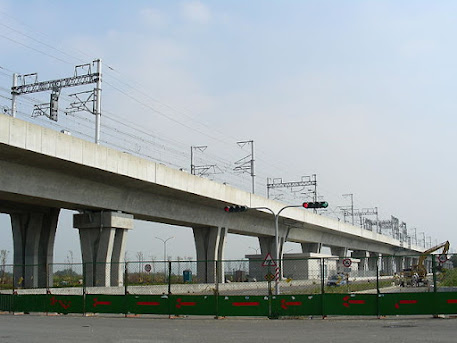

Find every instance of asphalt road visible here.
[0,313,456,343]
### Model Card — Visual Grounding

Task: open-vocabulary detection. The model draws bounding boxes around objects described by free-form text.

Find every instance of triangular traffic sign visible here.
[262,253,277,267]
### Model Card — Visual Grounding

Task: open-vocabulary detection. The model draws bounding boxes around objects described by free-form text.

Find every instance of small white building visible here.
[245,253,360,281]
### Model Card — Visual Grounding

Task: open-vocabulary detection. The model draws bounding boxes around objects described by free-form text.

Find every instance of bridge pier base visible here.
[10,207,60,288]
[193,226,227,283]
[73,211,133,287]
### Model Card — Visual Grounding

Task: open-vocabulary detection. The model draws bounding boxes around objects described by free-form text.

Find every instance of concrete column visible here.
[404,256,412,268]
[394,256,405,273]
[73,211,133,287]
[368,252,380,273]
[258,236,275,257]
[193,226,227,283]
[301,242,322,254]
[424,259,432,274]
[381,255,394,275]
[352,250,368,274]
[110,228,129,286]
[10,207,59,288]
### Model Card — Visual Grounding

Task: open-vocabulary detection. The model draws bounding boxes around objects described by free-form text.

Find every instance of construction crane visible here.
[400,240,450,287]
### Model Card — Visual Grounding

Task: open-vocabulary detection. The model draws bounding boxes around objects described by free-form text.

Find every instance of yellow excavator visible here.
[399,240,450,287]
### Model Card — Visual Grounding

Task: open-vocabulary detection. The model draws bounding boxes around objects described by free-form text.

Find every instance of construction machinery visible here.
[399,241,450,287]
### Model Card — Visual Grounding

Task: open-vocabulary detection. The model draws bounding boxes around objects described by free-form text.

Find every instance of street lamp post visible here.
[156,236,174,279]
[252,205,304,295]
[224,202,327,295]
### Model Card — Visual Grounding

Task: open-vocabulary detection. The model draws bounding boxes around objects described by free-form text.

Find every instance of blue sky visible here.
[1,1,457,263]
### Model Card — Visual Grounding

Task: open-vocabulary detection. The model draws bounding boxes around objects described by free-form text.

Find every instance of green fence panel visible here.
[271,294,322,317]
[127,294,170,315]
[13,294,48,313]
[323,293,378,316]
[48,295,84,314]
[218,295,269,317]
[378,293,436,315]
[434,292,457,315]
[85,295,126,314]
[0,294,12,312]
[169,295,216,316]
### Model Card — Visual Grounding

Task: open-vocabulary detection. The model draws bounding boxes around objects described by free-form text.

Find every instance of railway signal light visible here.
[302,201,328,209]
[224,205,249,213]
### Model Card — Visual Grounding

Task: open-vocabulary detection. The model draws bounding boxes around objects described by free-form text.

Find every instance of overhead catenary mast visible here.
[11,59,102,144]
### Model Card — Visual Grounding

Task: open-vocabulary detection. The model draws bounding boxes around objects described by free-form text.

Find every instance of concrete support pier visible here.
[73,211,133,287]
[394,256,405,273]
[329,246,348,257]
[368,252,380,271]
[352,250,368,272]
[258,236,275,256]
[381,255,394,275]
[301,242,322,254]
[192,226,227,283]
[10,207,60,288]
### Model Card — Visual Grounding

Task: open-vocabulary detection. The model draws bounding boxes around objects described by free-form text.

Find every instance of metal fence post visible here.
[376,258,380,318]
[124,262,129,317]
[82,262,86,316]
[124,262,128,295]
[168,261,172,295]
[432,256,437,292]
[12,263,16,314]
[215,260,220,319]
[321,258,325,294]
[321,258,325,318]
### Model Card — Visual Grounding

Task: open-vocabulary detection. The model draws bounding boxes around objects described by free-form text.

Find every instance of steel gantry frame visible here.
[11,59,102,144]
[267,174,317,202]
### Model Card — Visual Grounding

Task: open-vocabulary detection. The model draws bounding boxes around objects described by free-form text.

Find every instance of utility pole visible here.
[11,73,17,117]
[234,140,255,194]
[11,59,102,143]
[190,145,220,177]
[342,194,354,225]
[420,232,426,248]
[409,228,417,245]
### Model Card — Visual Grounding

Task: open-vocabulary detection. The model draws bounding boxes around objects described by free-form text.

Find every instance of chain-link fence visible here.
[0,254,455,296]
[0,263,13,294]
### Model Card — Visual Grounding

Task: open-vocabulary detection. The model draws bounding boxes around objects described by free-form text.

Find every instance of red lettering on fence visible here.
[93,298,112,307]
[342,296,365,308]
[49,296,71,309]
[137,301,160,306]
[395,300,417,309]
[280,299,302,310]
[176,298,196,309]
[232,302,260,307]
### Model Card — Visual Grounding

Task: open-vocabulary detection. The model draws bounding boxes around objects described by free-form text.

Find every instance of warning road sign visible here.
[262,253,277,267]
[264,272,275,281]
[438,254,448,264]
[342,258,352,268]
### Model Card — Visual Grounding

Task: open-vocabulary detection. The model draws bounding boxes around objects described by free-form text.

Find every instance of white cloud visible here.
[180,1,211,24]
